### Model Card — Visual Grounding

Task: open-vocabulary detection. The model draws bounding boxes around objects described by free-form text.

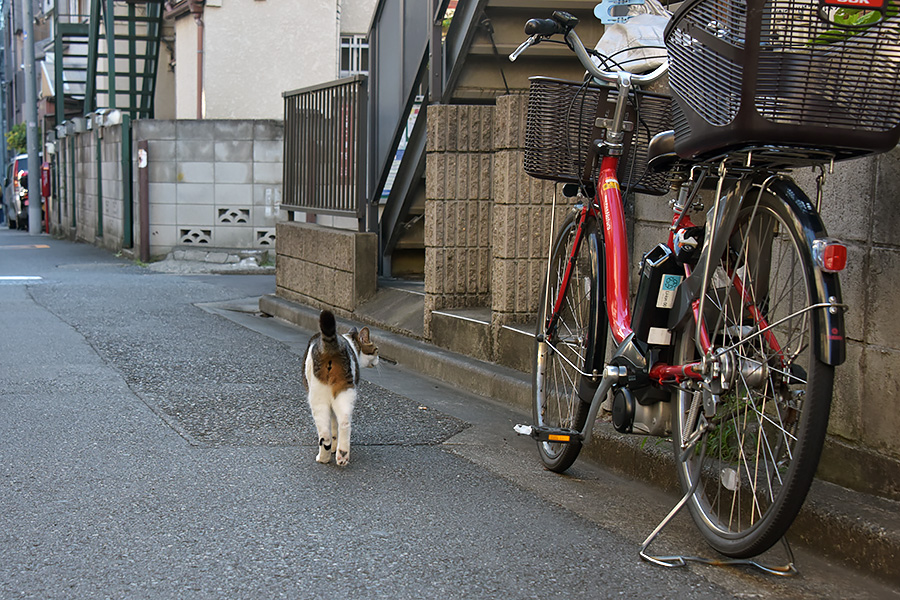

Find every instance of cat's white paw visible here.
[316,449,332,464]
[336,449,350,467]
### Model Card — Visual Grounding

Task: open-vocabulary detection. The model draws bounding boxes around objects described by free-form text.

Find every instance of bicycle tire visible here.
[671,186,834,558]
[533,210,607,472]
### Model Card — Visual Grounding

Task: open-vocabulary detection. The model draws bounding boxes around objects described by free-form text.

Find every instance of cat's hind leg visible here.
[330,412,338,458]
[332,389,355,466]
[308,394,334,464]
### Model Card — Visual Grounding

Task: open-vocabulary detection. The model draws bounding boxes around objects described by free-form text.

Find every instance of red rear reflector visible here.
[813,239,847,273]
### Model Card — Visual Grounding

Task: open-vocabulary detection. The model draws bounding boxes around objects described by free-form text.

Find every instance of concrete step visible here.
[352,279,425,339]
[431,308,493,361]
[431,308,536,372]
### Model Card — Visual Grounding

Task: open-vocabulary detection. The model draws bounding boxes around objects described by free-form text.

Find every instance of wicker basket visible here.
[665,0,900,162]
[524,77,672,196]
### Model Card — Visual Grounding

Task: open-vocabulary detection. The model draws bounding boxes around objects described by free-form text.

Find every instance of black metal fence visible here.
[282,75,368,231]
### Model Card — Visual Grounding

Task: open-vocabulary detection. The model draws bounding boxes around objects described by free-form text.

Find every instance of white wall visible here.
[174,14,200,119]
[154,20,177,120]
[340,0,378,34]
[171,0,376,120]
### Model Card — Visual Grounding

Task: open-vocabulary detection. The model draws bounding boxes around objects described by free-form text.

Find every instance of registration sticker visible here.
[656,274,682,309]
[601,179,620,192]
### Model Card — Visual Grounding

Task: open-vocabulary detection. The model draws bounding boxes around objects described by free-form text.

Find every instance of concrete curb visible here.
[259,293,900,588]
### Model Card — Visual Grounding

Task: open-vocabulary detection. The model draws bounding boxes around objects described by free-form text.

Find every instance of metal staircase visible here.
[52,16,90,124]
[368,0,602,278]
[84,0,164,120]
[53,0,164,126]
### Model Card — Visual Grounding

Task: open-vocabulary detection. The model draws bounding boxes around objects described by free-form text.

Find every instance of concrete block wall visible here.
[425,96,576,341]
[614,146,900,499]
[133,119,283,259]
[424,104,495,338]
[57,123,127,254]
[50,119,283,262]
[490,95,565,329]
[789,150,900,498]
[275,221,377,315]
[69,129,99,243]
[99,125,126,251]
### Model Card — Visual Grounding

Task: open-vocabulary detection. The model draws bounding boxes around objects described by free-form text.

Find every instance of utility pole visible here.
[22,0,40,235]
[1,7,8,171]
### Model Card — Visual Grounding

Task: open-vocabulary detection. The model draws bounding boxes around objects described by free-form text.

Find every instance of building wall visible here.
[170,0,377,120]
[173,13,201,119]
[205,0,336,119]
[340,0,378,33]
[154,19,177,120]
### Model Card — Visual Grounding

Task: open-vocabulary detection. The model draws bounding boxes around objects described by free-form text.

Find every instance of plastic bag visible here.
[592,0,671,73]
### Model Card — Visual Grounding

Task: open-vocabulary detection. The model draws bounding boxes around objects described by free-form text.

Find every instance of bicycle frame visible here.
[546,159,846,433]
[597,156,633,345]
[538,170,736,443]
[551,151,707,388]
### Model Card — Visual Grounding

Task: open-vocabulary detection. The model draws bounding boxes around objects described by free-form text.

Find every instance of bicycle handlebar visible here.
[510,14,668,88]
[524,17,565,36]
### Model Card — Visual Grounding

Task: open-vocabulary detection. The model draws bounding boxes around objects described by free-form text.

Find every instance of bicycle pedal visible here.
[514,424,583,443]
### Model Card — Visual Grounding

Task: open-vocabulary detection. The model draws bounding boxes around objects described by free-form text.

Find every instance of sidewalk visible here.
[259,292,900,589]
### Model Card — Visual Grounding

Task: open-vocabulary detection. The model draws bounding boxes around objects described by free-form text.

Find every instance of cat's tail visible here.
[319,310,339,347]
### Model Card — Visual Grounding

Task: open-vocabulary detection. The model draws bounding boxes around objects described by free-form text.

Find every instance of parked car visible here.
[4,153,28,230]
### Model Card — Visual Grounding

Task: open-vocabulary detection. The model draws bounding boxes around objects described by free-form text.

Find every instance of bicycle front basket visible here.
[665,0,900,161]
[524,77,672,196]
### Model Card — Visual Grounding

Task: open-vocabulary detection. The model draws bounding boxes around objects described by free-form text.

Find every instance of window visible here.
[339,34,369,78]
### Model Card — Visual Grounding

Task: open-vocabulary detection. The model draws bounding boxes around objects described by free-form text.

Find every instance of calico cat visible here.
[302,310,379,466]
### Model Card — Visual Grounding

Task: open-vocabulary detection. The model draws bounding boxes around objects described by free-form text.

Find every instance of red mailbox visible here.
[41,162,51,198]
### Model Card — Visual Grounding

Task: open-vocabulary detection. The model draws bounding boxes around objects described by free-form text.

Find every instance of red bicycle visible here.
[512,0,899,564]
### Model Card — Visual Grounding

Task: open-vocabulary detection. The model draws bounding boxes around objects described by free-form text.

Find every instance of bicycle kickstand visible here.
[639,482,798,576]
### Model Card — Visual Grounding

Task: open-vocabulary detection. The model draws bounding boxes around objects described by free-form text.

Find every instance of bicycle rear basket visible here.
[665,0,900,162]
[524,77,672,196]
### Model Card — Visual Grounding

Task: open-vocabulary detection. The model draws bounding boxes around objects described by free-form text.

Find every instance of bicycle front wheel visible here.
[533,211,606,472]
[672,187,834,558]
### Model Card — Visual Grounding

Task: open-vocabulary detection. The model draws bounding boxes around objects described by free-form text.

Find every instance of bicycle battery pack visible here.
[632,243,683,352]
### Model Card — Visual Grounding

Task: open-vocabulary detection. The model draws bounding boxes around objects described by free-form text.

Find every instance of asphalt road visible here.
[1,228,896,599]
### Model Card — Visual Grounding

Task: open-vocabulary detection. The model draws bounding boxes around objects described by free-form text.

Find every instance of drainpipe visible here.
[189,0,204,119]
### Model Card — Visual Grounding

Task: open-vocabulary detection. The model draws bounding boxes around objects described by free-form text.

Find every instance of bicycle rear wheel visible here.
[533,210,606,472]
[672,187,834,558]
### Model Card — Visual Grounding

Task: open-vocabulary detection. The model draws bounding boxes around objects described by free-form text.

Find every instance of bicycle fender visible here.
[667,177,846,366]
[767,177,846,366]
